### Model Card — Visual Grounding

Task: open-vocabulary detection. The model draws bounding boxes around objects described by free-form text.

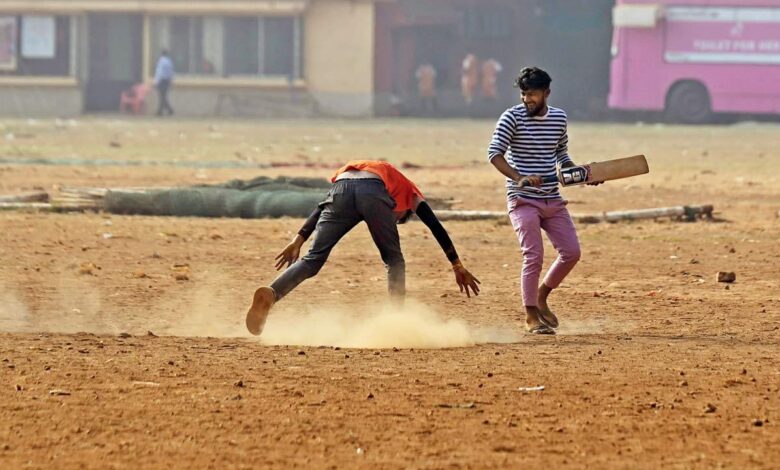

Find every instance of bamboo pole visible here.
[0,191,50,203]
[427,205,714,223]
[600,205,713,223]
[432,210,507,222]
[0,202,94,212]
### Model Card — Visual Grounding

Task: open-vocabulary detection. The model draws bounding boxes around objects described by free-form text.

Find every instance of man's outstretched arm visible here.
[298,206,322,241]
[414,201,481,297]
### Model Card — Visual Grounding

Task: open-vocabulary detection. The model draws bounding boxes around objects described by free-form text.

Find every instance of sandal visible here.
[527,324,556,335]
[538,308,559,329]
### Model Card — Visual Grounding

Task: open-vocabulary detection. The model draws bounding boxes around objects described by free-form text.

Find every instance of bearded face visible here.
[521,88,551,116]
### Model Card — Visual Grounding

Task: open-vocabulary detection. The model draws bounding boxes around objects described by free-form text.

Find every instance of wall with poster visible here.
[0,15,72,77]
[0,14,79,117]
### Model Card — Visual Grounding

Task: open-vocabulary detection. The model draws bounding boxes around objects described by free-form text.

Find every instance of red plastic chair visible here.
[119,83,150,115]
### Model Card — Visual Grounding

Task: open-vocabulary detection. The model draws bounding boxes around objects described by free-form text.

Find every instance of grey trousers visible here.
[270,179,405,301]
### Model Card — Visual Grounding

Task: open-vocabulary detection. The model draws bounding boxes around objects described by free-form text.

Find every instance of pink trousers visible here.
[508,197,581,307]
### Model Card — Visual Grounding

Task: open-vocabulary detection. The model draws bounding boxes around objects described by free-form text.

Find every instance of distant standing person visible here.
[461,53,479,107]
[481,58,503,101]
[154,50,175,116]
[415,63,438,115]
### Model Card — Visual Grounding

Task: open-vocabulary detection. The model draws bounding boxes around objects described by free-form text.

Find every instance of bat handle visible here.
[519,175,560,188]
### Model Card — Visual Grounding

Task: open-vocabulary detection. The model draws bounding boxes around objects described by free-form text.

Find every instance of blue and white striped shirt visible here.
[488,105,572,200]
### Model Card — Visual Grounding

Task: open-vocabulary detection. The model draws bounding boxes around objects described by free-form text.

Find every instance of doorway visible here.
[393,24,455,111]
[85,14,142,112]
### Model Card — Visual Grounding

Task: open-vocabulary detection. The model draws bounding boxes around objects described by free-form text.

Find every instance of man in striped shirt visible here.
[488,67,593,335]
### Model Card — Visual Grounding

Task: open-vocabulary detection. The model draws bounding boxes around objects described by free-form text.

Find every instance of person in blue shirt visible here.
[153,50,175,116]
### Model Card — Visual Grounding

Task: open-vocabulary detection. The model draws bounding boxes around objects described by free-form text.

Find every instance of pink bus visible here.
[609,0,780,122]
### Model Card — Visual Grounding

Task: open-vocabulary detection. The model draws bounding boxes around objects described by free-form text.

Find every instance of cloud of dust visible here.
[0,274,522,348]
[556,319,608,335]
[260,300,521,348]
[0,270,248,337]
[556,318,635,335]
[0,285,33,333]
[0,276,115,334]
[153,278,247,338]
[50,276,112,334]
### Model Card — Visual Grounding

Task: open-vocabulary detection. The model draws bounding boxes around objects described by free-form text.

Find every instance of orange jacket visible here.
[331,160,424,214]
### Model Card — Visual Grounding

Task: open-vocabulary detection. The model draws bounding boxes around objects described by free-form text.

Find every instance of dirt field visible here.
[1,118,779,468]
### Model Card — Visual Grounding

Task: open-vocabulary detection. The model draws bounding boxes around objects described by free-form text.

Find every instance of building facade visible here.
[0,0,615,118]
[0,0,379,117]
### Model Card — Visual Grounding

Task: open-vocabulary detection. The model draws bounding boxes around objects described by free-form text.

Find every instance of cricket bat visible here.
[521,155,649,187]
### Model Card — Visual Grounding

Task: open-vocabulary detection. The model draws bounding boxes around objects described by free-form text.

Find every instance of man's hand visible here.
[275,235,305,270]
[566,161,602,186]
[517,175,543,188]
[582,162,603,186]
[453,262,481,298]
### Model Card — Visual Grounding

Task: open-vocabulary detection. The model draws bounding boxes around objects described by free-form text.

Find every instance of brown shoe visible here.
[246,287,275,335]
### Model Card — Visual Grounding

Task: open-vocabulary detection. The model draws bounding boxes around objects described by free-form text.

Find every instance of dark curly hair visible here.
[513,67,552,91]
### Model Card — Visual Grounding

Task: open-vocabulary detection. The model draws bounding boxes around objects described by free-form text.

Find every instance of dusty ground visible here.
[1,118,779,468]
